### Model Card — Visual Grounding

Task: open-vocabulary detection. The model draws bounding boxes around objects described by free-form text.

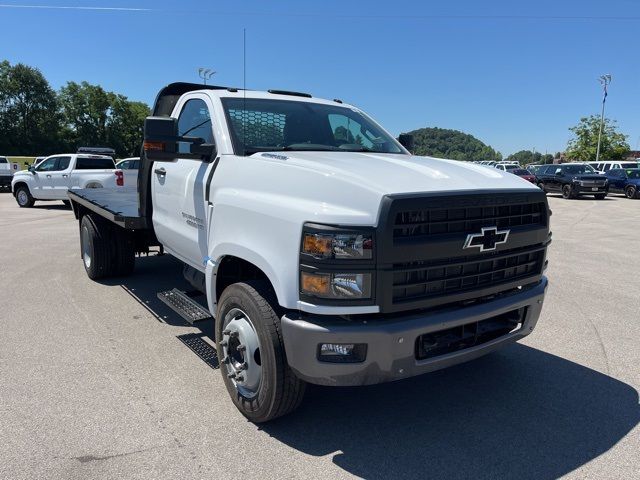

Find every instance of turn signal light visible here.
[301,271,330,296]
[143,141,165,151]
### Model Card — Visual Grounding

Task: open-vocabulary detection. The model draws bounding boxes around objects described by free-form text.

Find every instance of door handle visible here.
[46,174,52,178]
[62,174,68,178]
[154,168,166,176]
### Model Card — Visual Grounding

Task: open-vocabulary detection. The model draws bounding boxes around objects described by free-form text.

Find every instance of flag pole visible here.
[595,74,611,162]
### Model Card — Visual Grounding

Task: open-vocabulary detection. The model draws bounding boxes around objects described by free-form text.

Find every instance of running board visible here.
[157,289,212,324]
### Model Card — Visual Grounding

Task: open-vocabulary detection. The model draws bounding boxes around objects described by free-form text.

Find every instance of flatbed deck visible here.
[68,187,149,230]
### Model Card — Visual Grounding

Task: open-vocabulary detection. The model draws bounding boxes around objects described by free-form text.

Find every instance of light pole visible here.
[595,74,611,162]
[198,68,215,85]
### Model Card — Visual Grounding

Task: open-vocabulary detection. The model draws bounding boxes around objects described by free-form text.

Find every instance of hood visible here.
[12,170,29,178]
[257,152,538,195]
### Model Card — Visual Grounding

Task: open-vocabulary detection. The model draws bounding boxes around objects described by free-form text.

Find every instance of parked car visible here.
[67,81,551,422]
[605,168,640,198]
[510,168,536,183]
[536,163,608,199]
[589,161,639,174]
[115,157,140,186]
[0,156,12,189]
[527,165,545,176]
[11,154,124,207]
[495,163,519,172]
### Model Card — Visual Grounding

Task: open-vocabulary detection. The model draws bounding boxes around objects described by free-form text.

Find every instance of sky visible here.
[1,0,640,156]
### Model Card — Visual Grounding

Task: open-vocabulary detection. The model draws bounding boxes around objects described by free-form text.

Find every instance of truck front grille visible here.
[392,246,545,304]
[376,191,550,313]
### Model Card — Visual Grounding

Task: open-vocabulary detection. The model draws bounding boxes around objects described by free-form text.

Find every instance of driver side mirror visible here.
[28,165,36,173]
[398,134,414,152]
[143,116,216,162]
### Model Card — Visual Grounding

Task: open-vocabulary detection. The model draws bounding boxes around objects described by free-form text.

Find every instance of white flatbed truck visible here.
[68,82,551,422]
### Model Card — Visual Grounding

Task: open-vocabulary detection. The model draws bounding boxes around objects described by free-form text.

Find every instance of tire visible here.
[562,184,575,199]
[594,194,607,200]
[15,186,35,208]
[625,185,637,199]
[216,281,306,423]
[537,182,546,193]
[80,214,114,279]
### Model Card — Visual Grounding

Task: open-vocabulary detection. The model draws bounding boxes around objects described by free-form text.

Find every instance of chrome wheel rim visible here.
[221,308,262,398]
[17,190,28,205]
[81,225,91,269]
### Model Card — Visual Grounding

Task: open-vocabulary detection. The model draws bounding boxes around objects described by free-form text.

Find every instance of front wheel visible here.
[562,184,575,199]
[15,186,35,208]
[537,182,546,193]
[216,281,306,423]
[625,186,637,199]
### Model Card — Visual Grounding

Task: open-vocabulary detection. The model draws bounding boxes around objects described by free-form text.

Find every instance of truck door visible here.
[47,156,72,199]
[151,96,217,269]
[32,156,66,199]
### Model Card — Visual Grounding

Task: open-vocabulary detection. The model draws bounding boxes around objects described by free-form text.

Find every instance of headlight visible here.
[301,272,372,299]
[302,231,373,260]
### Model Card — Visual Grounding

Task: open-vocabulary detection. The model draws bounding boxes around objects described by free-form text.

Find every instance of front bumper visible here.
[282,277,548,386]
[574,184,608,195]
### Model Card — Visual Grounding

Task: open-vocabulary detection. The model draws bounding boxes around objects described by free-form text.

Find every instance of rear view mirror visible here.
[143,116,216,162]
[398,134,414,152]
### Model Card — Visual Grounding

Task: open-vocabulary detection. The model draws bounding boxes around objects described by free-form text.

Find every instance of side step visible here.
[157,289,213,325]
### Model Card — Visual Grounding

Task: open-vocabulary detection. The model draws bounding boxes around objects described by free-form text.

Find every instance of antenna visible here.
[243,28,247,155]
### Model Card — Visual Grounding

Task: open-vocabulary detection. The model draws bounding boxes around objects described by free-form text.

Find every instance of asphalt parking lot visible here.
[1,190,638,480]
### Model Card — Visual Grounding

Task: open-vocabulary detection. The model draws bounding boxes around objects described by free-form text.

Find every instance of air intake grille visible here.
[394,202,546,238]
[392,246,545,304]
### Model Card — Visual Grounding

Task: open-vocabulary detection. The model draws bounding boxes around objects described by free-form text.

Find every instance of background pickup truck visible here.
[11,154,124,208]
[0,156,14,189]
[68,82,551,423]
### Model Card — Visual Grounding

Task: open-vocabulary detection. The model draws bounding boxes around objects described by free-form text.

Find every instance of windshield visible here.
[626,170,640,179]
[221,98,404,156]
[563,164,596,174]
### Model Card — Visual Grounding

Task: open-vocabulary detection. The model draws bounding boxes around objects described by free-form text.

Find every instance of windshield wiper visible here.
[282,144,340,151]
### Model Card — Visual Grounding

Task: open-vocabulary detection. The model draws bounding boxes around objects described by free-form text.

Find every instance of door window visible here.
[36,158,59,172]
[602,164,611,172]
[57,157,71,170]
[177,99,214,154]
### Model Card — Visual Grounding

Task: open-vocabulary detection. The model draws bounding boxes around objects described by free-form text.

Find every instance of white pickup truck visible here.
[0,156,14,189]
[68,82,551,422]
[11,154,124,207]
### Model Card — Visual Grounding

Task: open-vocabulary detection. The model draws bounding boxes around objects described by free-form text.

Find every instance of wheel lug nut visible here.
[227,373,236,379]
[236,376,244,382]
[237,344,246,352]
[229,331,239,338]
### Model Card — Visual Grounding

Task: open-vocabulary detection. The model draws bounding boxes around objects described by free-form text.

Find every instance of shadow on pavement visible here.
[263,346,639,480]
[101,254,639,480]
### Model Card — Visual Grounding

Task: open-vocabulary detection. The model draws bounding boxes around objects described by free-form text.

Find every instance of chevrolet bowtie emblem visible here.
[463,227,510,252]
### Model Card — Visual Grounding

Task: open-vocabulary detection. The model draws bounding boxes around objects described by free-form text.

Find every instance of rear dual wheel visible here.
[80,214,135,279]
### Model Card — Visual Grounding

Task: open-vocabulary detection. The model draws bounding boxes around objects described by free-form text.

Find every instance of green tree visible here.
[0,61,61,155]
[107,96,150,157]
[403,127,502,162]
[566,115,630,161]
[505,150,554,165]
[58,81,112,148]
